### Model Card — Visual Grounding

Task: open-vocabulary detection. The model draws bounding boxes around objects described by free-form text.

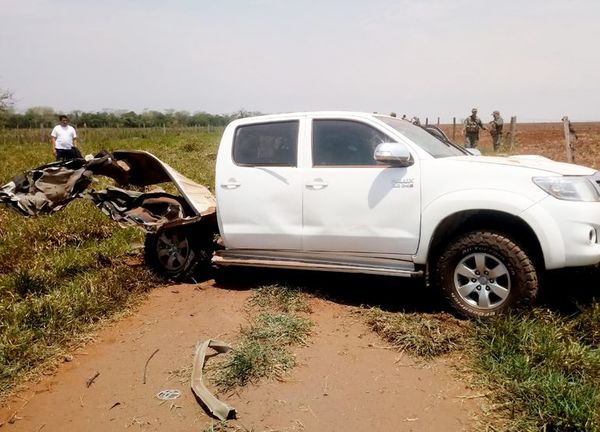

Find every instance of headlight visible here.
[532,176,600,202]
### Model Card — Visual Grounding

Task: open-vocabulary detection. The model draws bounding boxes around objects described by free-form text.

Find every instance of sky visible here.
[1,0,599,121]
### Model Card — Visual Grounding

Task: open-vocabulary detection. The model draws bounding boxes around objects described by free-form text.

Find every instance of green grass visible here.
[0,127,221,395]
[364,306,600,431]
[213,285,312,390]
[471,310,600,432]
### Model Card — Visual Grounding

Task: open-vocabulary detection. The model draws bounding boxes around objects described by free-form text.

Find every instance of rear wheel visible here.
[145,228,209,281]
[435,231,538,318]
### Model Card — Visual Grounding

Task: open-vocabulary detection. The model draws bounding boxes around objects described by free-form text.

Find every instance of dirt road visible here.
[0,280,479,431]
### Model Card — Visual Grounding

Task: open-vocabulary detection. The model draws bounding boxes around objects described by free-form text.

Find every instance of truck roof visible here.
[230,111,387,124]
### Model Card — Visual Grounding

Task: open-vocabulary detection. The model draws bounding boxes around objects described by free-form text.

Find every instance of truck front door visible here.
[302,118,421,255]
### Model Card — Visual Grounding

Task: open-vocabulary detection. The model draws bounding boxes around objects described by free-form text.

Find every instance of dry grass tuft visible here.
[364,308,470,358]
[213,285,313,390]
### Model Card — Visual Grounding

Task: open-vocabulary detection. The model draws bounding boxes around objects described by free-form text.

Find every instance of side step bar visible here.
[212,251,423,278]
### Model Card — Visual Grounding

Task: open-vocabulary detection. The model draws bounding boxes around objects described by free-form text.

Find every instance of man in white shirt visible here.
[50,115,80,161]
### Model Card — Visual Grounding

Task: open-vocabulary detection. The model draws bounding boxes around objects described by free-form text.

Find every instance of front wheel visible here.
[434,231,538,318]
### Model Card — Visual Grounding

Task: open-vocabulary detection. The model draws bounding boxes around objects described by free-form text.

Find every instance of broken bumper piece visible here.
[191,339,236,421]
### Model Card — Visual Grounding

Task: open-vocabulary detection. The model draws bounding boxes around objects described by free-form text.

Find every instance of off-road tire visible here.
[144,228,213,281]
[434,231,538,318]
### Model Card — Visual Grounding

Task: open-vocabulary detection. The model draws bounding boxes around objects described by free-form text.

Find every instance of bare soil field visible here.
[1,122,599,431]
[440,121,600,168]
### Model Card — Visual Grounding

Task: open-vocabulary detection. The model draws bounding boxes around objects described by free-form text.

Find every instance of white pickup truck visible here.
[144,111,600,318]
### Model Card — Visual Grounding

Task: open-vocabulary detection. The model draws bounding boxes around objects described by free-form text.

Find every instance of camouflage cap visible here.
[493,110,500,115]
[471,108,478,113]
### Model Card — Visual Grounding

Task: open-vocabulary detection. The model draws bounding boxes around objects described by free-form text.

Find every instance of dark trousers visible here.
[465,134,479,148]
[56,148,82,161]
[492,133,503,151]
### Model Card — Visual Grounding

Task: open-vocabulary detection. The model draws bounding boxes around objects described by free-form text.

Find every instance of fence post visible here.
[509,116,517,150]
[39,123,44,144]
[437,117,440,126]
[425,117,429,126]
[452,117,456,140]
[563,116,574,163]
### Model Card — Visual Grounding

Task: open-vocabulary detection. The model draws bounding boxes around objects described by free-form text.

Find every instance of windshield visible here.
[376,116,467,158]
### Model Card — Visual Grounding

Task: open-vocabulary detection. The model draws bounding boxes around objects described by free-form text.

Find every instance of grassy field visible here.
[0,127,221,395]
[1,125,599,430]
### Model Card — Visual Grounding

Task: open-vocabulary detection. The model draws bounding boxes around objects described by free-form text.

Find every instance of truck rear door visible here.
[215,119,304,250]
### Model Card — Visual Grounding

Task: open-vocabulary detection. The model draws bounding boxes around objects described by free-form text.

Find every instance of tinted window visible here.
[312,120,393,166]
[233,121,299,166]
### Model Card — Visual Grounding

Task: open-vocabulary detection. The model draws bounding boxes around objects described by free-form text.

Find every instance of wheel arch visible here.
[144,213,220,280]
[425,210,545,274]
[158,212,219,240]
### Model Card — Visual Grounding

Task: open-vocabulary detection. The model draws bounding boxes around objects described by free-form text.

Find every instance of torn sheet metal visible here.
[0,150,216,232]
[111,151,216,217]
[0,158,94,216]
[191,339,236,421]
[87,187,190,230]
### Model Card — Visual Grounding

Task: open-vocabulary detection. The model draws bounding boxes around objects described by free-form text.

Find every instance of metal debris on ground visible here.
[156,389,182,401]
[86,371,100,388]
[191,339,236,421]
[143,348,160,384]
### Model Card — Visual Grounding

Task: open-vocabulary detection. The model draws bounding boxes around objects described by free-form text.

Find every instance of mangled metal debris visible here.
[89,187,190,230]
[0,150,216,232]
[191,340,236,421]
[0,157,96,216]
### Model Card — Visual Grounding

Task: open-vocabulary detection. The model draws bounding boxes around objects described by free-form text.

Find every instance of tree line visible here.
[0,92,260,128]
[1,106,263,129]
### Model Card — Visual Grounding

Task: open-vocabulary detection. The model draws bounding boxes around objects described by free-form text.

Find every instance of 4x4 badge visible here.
[393,178,414,188]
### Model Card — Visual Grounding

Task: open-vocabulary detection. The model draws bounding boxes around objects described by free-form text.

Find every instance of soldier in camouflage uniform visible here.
[489,110,504,151]
[463,108,486,148]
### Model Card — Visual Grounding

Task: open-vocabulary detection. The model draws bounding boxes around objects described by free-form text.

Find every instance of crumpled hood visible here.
[453,154,596,176]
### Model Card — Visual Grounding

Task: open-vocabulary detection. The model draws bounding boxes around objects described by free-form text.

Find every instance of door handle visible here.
[221,179,241,189]
[305,180,328,190]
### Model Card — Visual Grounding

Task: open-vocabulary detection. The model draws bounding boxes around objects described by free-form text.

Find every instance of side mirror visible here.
[374,142,413,167]
[465,148,481,156]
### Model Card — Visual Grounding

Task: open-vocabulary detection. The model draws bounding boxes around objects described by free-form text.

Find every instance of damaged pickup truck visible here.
[3,111,600,318]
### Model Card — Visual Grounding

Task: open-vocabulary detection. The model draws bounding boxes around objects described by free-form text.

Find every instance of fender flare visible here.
[415,190,563,269]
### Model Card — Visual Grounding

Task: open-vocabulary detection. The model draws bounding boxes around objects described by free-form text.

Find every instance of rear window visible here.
[233,121,299,166]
